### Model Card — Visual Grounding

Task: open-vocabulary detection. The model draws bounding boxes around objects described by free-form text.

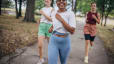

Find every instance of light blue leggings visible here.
[48,31,71,64]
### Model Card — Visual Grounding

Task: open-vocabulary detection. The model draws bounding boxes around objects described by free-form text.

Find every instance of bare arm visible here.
[85,12,88,23]
[92,13,100,24]
[48,25,53,33]
[37,18,40,25]
[40,10,52,21]
[56,14,75,34]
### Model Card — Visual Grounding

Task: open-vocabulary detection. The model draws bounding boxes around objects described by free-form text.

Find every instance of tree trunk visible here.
[101,12,104,26]
[74,0,77,13]
[24,0,35,22]
[0,0,2,15]
[72,0,74,11]
[104,14,109,26]
[18,0,22,17]
[104,11,110,26]
[15,0,19,19]
[101,1,105,26]
[104,16,107,26]
[51,0,54,7]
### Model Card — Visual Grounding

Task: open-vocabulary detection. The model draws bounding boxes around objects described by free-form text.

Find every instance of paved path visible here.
[0,17,109,64]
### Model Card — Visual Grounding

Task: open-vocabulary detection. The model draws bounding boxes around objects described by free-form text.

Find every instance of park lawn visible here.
[1,8,15,12]
[97,24,114,63]
[0,14,40,57]
[109,10,114,19]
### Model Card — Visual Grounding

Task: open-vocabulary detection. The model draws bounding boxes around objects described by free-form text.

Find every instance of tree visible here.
[74,0,77,13]
[104,0,114,26]
[76,0,93,14]
[70,0,77,12]
[18,0,22,17]
[1,0,12,13]
[15,0,19,19]
[97,0,105,26]
[0,0,2,15]
[51,0,54,7]
[96,0,114,26]
[35,0,44,10]
[24,0,35,22]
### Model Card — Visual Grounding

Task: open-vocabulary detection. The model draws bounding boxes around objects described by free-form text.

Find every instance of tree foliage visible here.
[96,0,114,26]
[35,0,44,10]
[1,0,13,8]
[76,0,95,14]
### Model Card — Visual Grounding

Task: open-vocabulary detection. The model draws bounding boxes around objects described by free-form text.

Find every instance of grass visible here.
[97,25,114,51]
[109,10,114,19]
[1,8,16,12]
[0,14,40,57]
[97,24,114,63]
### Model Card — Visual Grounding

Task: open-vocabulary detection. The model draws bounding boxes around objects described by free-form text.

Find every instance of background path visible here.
[0,17,109,64]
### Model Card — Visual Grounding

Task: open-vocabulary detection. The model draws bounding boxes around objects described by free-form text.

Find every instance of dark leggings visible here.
[84,34,96,42]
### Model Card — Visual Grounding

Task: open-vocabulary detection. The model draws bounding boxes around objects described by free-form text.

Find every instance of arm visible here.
[56,14,75,34]
[37,18,40,25]
[40,10,52,21]
[85,12,88,23]
[92,13,100,24]
[48,25,53,33]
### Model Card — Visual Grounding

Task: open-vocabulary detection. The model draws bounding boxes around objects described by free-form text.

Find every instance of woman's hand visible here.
[92,14,97,20]
[48,25,53,33]
[40,10,52,21]
[92,14,100,24]
[40,10,45,15]
[55,13,75,34]
[37,18,40,25]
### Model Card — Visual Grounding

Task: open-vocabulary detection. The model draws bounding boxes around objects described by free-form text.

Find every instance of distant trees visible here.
[96,0,114,26]
[14,0,25,19]
[72,0,77,13]
[15,0,19,18]
[0,0,2,15]
[0,0,12,15]
[24,0,35,22]
[1,0,114,24]
[51,0,54,7]
[76,0,95,14]
[18,0,22,17]
[35,0,44,10]
[73,0,77,13]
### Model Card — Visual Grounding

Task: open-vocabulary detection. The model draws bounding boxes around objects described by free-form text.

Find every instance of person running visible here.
[37,0,53,64]
[48,0,76,64]
[83,2,100,63]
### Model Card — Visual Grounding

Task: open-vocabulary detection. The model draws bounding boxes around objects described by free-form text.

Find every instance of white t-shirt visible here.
[40,7,53,24]
[51,10,76,34]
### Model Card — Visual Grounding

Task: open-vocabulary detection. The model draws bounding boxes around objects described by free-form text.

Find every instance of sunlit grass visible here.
[97,24,114,54]
[1,8,15,12]
[0,14,40,56]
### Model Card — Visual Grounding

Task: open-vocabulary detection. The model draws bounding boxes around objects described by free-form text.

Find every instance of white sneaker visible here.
[84,56,88,63]
[37,58,44,64]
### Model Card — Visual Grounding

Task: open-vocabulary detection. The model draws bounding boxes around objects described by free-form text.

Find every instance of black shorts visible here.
[84,34,96,42]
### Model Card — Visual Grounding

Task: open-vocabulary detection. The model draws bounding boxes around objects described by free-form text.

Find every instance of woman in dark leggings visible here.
[83,2,100,63]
